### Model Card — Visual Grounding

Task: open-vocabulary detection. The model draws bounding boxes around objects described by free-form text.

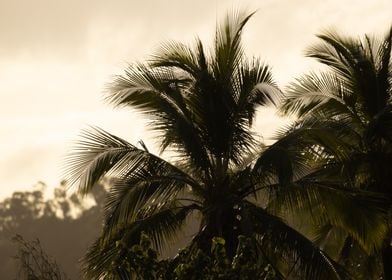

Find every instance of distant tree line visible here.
[0,181,105,279]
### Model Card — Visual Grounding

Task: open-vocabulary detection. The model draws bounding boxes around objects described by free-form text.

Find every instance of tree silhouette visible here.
[13,234,70,280]
[0,181,105,279]
[62,11,385,279]
[282,25,392,278]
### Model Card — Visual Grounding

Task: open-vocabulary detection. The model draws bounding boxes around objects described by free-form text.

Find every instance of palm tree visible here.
[65,11,386,279]
[282,25,392,278]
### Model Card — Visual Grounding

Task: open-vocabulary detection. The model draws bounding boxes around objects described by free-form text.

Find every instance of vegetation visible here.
[106,232,277,280]
[63,10,391,280]
[1,8,389,280]
[13,234,70,280]
[0,182,105,279]
[282,25,392,278]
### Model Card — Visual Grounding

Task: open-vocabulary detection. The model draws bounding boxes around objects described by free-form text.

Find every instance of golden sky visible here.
[1,0,391,198]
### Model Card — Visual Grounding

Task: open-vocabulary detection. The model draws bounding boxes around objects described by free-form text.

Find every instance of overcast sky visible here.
[1,0,391,198]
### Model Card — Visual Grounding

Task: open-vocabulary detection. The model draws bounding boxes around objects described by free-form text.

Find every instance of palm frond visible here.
[102,174,202,240]
[234,58,280,122]
[282,72,362,123]
[107,63,213,173]
[248,203,346,279]
[306,29,358,81]
[251,119,353,188]
[212,10,255,82]
[64,127,139,194]
[151,38,207,77]
[307,27,392,118]
[252,145,295,188]
[270,176,389,254]
[64,127,202,195]
[83,202,197,279]
[272,118,362,161]
[376,25,392,109]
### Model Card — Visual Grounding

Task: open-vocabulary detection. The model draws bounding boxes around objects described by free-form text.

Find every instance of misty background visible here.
[1,0,391,198]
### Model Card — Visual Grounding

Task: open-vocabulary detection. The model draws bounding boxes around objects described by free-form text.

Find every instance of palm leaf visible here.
[64,127,202,194]
[83,202,197,279]
[108,63,213,173]
[247,203,346,279]
[64,127,139,194]
[270,176,389,254]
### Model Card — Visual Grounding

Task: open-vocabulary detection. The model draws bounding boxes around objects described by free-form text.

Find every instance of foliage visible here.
[64,10,390,279]
[282,24,392,278]
[105,233,277,280]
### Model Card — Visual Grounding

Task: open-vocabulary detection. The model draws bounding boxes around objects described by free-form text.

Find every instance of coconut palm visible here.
[282,25,392,278]
[65,12,386,279]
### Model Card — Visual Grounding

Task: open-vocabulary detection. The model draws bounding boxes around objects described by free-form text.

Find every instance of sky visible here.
[1,0,391,198]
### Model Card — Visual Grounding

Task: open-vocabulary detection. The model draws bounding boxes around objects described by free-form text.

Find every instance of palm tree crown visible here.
[282,25,392,278]
[64,12,387,279]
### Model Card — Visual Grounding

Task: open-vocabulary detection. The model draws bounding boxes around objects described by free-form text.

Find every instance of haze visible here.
[1,0,391,198]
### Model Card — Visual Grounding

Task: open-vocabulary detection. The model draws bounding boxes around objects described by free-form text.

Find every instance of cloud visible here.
[0,0,90,58]
[0,109,149,198]
[0,0,217,60]
[0,0,391,198]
